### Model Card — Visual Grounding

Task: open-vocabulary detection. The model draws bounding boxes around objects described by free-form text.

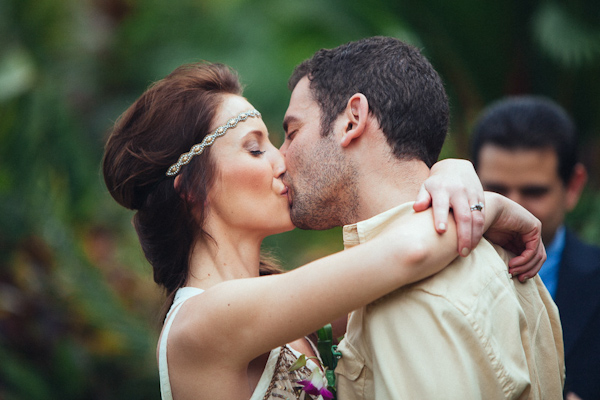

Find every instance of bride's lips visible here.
[282,176,292,205]
[281,185,292,206]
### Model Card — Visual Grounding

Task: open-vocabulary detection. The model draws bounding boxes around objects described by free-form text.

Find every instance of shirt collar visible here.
[343,203,415,249]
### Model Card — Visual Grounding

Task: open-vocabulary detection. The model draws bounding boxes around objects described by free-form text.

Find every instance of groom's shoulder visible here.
[417,238,511,293]
[370,238,519,314]
[366,237,556,350]
[405,239,556,325]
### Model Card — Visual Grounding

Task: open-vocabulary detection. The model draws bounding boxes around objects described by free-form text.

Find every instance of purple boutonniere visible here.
[288,354,335,400]
[297,369,334,399]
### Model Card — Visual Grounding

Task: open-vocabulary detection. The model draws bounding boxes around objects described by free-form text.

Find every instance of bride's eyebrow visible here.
[243,128,268,139]
[241,129,269,143]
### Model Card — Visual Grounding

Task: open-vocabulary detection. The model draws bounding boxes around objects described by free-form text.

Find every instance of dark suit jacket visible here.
[554,230,600,400]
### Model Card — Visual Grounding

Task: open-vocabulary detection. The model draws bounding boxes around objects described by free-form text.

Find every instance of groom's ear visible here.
[340,93,369,148]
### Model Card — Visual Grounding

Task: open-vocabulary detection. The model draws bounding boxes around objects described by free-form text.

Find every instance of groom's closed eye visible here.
[286,130,298,141]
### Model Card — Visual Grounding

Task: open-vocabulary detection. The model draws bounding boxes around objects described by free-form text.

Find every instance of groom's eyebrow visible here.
[282,116,298,133]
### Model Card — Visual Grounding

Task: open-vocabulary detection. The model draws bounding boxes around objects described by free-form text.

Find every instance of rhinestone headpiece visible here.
[166,109,261,176]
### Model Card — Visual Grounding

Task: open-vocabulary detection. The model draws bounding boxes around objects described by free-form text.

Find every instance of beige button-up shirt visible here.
[335,203,565,399]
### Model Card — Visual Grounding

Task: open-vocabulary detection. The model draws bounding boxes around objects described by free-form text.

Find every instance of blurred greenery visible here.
[1,0,599,398]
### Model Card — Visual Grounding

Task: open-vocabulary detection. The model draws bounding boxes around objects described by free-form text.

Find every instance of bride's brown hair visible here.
[102,62,280,310]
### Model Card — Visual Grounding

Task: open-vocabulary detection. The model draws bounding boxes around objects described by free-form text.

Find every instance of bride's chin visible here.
[264,215,295,236]
[279,218,295,233]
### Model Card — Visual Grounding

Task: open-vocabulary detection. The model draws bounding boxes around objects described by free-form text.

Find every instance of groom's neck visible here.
[352,159,431,223]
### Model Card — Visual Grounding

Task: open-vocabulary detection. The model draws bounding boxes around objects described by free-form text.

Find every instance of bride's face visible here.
[205,95,294,238]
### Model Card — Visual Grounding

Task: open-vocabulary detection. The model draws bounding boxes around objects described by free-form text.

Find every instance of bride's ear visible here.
[175,175,212,213]
[340,93,369,148]
[174,175,183,193]
[174,175,196,203]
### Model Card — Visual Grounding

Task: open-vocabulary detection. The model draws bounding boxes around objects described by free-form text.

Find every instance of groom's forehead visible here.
[284,95,322,130]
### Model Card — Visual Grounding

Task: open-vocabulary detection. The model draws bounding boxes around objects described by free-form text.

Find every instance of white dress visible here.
[158,287,326,400]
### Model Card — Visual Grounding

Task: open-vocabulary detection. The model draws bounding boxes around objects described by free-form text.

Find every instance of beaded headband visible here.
[166,109,261,176]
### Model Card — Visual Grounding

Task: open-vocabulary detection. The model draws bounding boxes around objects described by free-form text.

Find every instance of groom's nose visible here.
[279,140,289,158]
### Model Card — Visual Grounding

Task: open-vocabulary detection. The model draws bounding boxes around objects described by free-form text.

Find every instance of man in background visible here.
[471,95,600,400]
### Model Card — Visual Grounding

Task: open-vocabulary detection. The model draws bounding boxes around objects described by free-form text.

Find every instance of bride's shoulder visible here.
[167,278,267,349]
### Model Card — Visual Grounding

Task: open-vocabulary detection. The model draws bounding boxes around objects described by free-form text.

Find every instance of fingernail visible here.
[438,223,446,231]
[461,247,470,257]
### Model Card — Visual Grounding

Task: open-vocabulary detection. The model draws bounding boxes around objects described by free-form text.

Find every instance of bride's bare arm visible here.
[175,208,460,367]
[173,191,543,374]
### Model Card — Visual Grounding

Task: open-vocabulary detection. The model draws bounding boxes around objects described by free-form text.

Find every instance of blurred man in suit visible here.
[471,95,600,400]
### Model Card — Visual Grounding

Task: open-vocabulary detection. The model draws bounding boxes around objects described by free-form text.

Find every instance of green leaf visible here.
[532,3,600,67]
[288,353,307,372]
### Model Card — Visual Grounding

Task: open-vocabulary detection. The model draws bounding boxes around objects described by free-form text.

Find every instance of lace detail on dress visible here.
[263,345,320,400]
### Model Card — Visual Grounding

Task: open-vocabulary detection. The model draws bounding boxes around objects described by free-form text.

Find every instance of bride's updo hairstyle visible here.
[103,62,279,302]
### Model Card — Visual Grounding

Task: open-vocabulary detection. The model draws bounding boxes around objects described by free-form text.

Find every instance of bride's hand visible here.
[413,159,544,281]
[483,192,546,282]
[413,159,484,257]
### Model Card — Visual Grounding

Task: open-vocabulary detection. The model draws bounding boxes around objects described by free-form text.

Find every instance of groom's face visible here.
[280,77,357,230]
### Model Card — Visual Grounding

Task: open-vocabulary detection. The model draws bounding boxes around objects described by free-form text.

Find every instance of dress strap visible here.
[159,287,205,400]
[249,347,282,400]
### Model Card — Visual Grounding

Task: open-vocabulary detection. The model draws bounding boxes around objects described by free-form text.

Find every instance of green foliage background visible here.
[1,0,599,398]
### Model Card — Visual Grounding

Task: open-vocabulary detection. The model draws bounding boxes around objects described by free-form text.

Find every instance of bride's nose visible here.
[273,151,286,177]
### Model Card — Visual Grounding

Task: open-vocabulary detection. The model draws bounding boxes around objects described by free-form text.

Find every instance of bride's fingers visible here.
[469,197,485,250]
[430,190,451,235]
[508,245,546,280]
[413,184,433,213]
[450,192,476,256]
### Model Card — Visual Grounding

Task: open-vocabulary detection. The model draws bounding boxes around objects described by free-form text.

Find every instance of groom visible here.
[280,37,565,399]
